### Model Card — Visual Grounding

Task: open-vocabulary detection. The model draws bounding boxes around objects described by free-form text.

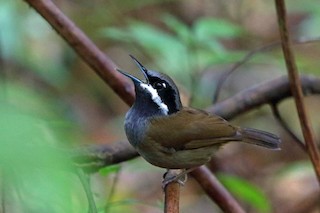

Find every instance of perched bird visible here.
[118,56,281,170]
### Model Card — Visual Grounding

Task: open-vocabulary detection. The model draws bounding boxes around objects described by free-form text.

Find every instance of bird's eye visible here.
[153,82,167,90]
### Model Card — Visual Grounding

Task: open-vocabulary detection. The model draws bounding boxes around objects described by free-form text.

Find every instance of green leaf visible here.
[0,79,88,212]
[0,102,82,213]
[217,173,272,213]
[99,165,121,176]
[125,21,192,82]
[0,101,73,168]
[99,16,246,91]
[128,21,184,51]
[162,14,192,44]
[194,18,242,40]
[0,1,24,59]
[100,27,131,42]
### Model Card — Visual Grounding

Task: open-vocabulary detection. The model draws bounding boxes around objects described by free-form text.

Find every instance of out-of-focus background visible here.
[0,0,320,212]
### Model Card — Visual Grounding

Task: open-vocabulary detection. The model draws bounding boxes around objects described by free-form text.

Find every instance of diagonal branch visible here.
[274,0,320,184]
[208,75,320,120]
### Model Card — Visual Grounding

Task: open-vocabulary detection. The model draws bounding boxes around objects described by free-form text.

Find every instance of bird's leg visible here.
[163,169,186,186]
[162,168,196,188]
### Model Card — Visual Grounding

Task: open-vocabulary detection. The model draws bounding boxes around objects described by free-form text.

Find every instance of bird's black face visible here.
[144,70,182,114]
[117,56,183,115]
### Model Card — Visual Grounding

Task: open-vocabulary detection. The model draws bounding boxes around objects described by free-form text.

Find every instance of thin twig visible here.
[270,103,306,151]
[105,167,122,213]
[213,37,320,103]
[275,0,320,184]
[191,166,246,213]
[213,41,279,103]
[76,168,98,213]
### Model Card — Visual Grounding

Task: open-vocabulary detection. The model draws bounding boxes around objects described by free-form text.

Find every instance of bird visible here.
[118,55,281,172]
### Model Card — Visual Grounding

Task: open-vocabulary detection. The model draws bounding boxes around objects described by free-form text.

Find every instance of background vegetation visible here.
[1,0,320,212]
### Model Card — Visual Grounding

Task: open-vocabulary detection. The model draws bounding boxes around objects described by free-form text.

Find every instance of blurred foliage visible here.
[0,101,84,212]
[102,15,243,75]
[101,15,245,106]
[217,173,271,213]
[99,165,121,176]
[0,0,320,212]
[0,1,72,87]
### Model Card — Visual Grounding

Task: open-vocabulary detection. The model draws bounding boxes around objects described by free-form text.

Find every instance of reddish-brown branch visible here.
[274,0,320,184]
[23,0,135,106]
[164,183,180,213]
[164,170,181,213]
[208,75,320,120]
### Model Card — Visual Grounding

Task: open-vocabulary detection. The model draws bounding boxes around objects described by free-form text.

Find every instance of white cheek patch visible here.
[140,83,169,114]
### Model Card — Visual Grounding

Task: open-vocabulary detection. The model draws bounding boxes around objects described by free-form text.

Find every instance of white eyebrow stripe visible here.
[140,83,169,114]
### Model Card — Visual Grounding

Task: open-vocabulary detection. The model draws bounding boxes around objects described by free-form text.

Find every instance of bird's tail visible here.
[240,127,281,150]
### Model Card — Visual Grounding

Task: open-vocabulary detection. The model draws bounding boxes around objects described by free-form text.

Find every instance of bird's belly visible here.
[137,142,218,169]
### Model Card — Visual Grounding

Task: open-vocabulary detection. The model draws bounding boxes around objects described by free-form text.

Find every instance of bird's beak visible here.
[117,68,142,85]
[117,55,150,85]
[129,55,150,84]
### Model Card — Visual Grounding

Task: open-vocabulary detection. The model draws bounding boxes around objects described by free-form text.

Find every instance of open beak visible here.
[129,55,149,84]
[117,68,142,85]
[117,55,150,85]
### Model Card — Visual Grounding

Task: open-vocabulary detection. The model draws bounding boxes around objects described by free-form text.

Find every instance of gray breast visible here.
[124,109,150,147]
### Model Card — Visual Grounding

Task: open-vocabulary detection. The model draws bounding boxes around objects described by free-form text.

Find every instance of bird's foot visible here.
[162,169,188,189]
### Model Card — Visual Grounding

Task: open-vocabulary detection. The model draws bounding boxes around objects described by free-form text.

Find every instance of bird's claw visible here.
[162,170,188,189]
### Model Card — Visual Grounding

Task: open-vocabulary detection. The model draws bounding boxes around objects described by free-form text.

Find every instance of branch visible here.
[275,0,320,184]
[72,142,138,173]
[164,170,181,213]
[213,37,320,103]
[23,0,135,106]
[208,75,320,119]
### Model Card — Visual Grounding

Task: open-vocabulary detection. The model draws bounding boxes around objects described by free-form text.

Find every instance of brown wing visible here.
[147,107,240,150]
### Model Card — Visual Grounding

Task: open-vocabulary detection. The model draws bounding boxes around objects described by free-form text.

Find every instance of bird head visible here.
[117,55,182,115]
